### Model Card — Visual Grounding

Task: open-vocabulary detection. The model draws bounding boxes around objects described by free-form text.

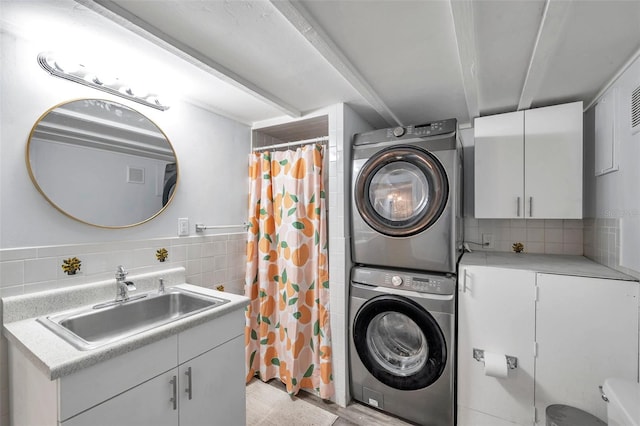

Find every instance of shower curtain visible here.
[244,144,334,399]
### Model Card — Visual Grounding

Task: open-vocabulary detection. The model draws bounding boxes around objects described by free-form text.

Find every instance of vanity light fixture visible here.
[37,52,169,111]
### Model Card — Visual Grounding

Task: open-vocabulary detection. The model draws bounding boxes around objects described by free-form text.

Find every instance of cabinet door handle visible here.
[517,197,521,217]
[462,269,470,293]
[170,375,177,410]
[529,197,533,217]
[185,366,193,400]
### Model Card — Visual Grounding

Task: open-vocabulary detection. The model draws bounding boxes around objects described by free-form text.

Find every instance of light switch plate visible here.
[178,218,189,236]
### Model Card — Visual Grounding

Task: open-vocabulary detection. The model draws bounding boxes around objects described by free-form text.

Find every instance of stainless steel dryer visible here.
[349,266,456,426]
[351,119,462,274]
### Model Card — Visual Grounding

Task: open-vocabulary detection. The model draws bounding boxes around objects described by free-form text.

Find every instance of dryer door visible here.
[352,294,447,390]
[354,146,448,237]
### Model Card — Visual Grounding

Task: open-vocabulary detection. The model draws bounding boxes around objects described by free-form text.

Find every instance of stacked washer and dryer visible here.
[348,118,463,426]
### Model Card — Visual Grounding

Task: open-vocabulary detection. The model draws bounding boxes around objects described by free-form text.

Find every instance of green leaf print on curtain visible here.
[244,144,334,399]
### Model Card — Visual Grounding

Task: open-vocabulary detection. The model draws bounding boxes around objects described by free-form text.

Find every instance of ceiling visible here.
[14,1,640,130]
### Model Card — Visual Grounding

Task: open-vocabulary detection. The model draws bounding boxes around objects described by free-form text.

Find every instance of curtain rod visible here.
[253,136,328,152]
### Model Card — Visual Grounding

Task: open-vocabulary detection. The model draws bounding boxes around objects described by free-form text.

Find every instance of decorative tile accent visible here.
[61,257,81,275]
[156,248,168,262]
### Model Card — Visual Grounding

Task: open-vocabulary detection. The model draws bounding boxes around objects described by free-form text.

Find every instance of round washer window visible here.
[368,162,429,222]
[355,146,448,237]
[353,294,447,390]
[367,311,428,376]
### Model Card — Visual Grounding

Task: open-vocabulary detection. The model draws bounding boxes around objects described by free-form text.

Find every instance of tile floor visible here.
[261,379,414,426]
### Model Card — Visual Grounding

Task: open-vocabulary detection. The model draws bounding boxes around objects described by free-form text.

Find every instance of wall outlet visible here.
[178,218,189,236]
[482,233,495,249]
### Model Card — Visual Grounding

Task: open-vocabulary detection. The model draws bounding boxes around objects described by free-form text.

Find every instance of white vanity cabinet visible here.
[457,260,639,426]
[9,308,245,426]
[62,369,178,426]
[474,101,583,219]
[176,334,245,426]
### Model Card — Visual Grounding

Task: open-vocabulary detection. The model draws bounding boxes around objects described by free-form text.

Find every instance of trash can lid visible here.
[546,404,606,426]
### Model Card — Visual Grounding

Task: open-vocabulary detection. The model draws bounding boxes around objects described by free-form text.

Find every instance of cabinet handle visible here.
[517,197,521,217]
[599,385,609,402]
[185,366,193,400]
[462,269,470,293]
[170,375,177,410]
[529,197,533,217]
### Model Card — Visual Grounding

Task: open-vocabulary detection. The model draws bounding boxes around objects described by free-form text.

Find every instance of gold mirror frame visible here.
[26,99,179,228]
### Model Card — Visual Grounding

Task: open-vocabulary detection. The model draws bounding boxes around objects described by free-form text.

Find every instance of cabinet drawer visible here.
[59,335,178,421]
[178,308,244,363]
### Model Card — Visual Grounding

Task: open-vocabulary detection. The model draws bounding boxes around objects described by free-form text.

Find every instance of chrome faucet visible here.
[115,265,136,302]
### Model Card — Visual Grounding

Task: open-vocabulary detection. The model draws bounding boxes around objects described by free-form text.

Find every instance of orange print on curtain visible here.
[245,145,334,399]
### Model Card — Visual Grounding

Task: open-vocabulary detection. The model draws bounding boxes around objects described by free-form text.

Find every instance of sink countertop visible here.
[2,267,249,380]
[460,252,638,281]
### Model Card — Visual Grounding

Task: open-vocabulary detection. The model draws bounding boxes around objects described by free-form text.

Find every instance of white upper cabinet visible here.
[474,101,583,219]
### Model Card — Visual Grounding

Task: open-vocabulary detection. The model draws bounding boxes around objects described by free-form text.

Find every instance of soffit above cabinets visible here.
[7,0,640,128]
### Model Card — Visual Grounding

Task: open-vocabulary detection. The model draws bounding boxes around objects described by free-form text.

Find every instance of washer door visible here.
[352,294,447,390]
[355,146,448,237]
[162,163,177,207]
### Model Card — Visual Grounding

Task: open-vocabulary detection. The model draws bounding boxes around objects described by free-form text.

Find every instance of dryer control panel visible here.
[352,266,455,296]
[353,118,457,146]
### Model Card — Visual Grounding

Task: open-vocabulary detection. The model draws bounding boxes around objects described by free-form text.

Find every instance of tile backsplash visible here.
[0,232,247,298]
[464,218,584,255]
[584,218,640,279]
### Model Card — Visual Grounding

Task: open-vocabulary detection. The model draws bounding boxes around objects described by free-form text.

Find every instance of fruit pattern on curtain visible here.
[244,144,334,399]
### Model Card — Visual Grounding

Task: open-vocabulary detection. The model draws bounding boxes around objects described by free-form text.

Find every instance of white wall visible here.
[583,55,640,279]
[0,12,250,249]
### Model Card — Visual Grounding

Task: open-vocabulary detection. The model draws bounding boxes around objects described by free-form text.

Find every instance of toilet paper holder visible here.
[473,348,518,370]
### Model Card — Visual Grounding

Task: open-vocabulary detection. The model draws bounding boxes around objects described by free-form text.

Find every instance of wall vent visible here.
[127,166,145,184]
[632,84,640,134]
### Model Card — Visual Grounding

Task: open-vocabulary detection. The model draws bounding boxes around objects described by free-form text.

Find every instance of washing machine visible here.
[162,162,177,207]
[351,119,462,274]
[349,266,456,426]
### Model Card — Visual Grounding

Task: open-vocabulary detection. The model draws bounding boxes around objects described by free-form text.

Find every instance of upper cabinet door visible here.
[524,102,583,218]
[474,101,583,219]
[474,111,525,218]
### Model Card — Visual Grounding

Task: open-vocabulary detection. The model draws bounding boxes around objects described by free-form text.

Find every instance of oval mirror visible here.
[27,99,178,228]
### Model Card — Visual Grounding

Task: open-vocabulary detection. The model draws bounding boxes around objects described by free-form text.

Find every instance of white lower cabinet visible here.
[62,369,178,426]
[534,274,639,424]
[63,335,245,426]
[178,335,245,426]
[458,265,639,426]
[8,308,245,426]
[457,266,536,425]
